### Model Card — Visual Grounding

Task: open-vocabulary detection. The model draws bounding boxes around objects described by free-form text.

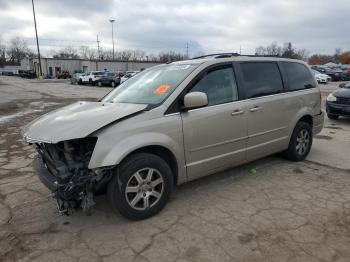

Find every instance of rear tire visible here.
[283,121,312,161]
[327,114,339,120]
[108,153,173,220]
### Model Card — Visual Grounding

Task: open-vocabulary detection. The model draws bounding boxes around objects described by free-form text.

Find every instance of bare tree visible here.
[334,48,342,63]
[255,42,282,56]
[158,51,186,62]
[79,46,97,60]
[0,36,6,66]
[6,37,31,63]
[53,46,80,59]
[294,48,309,61]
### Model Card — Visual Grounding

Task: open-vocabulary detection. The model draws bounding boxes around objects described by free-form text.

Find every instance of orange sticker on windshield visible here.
[153,84,170,94]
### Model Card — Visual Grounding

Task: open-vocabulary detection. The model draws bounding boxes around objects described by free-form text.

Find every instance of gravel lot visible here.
[0,76,350,262]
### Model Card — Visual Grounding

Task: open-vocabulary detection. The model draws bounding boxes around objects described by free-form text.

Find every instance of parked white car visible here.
[78,71,104,85]
[312,70,331,84]
[120,71,140,84]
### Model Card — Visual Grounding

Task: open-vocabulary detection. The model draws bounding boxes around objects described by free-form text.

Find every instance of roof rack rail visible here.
[191,53,285,60]
[191,53,241,60]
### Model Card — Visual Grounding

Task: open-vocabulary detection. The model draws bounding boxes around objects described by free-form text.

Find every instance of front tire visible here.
[108,153,174,220]
[283,121,312,161]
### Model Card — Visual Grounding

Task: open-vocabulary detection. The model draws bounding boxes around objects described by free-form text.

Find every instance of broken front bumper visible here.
[33,154,58,192]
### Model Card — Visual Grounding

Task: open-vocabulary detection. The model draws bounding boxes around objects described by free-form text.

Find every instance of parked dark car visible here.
[97,72,124,87]
[1,71,14,76]
[312,66,344,81]
[19,70,36,79]
[326,81,350,119]
[339,81,350,88]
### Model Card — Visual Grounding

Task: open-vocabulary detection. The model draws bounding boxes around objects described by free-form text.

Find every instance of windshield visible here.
[102,63,198,105]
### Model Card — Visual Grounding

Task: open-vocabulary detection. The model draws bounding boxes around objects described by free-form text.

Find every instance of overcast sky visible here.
[0,0,348,56]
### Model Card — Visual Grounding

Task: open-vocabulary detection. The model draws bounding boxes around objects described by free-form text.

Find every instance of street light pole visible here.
[31,0,42,77]
[109,19,115,61]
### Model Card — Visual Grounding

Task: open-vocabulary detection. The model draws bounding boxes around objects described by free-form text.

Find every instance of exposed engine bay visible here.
[34,137,113,215]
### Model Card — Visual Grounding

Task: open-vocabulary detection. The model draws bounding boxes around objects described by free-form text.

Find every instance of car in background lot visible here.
[96,72,124,87]
[312,66,344,81]
[326,81,350,119]
[1,71,14,76]
[120,71,140,83]
[78,71,104,85]
[23,56,323,220]
[56,70,71,79]
[343,68,350,79]
[19,70,36,79]
[312,69,330,84]
[70,73,84,85]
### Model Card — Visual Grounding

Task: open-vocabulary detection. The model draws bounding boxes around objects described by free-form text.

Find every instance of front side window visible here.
[241,62,283,98]
[102,63,199,105]
[190,67,238,106]
[282,62,316,91]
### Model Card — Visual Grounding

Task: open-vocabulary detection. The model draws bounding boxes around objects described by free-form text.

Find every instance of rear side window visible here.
[282,62,315,91]
[240,62,283,99]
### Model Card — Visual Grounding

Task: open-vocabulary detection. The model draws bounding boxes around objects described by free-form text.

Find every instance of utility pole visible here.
[109,19,115,60]
[186,42,189,59]
[96,35,100,59]
[31,0,42,77]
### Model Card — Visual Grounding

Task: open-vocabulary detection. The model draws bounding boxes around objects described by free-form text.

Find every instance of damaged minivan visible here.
[23,55,324,220]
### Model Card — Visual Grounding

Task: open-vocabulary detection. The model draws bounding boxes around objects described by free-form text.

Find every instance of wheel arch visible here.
[121,145,179,185]
[288,111,314,142]
[298,114,313,127]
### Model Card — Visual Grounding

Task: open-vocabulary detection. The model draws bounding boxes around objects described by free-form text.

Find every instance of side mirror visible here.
[183,92,208,110]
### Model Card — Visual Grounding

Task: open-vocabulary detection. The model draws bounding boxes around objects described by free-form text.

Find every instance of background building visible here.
[21,58,161,77]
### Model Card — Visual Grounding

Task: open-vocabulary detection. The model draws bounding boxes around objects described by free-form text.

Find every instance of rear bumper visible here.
[33,155,58,192]
[326,102,350,116]
[313,111,324,135]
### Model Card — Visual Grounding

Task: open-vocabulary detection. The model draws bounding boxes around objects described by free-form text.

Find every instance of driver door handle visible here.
[231,109,244,116]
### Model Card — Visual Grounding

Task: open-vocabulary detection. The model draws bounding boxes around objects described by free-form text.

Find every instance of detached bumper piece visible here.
[33,138,112,216]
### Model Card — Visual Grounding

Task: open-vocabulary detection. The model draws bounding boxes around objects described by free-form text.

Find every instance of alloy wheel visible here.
[125,168,164,210]
[296,129,310,156]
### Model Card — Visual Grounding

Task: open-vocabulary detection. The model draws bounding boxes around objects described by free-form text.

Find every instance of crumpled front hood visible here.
[334,88,350,98]
[23,101,147,143]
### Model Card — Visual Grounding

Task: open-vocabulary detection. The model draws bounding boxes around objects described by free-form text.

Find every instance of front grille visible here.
[336,97,350,105]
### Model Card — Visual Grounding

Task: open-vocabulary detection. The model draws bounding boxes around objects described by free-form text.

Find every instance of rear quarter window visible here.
[240,62,284,99]
[282,62,316,91]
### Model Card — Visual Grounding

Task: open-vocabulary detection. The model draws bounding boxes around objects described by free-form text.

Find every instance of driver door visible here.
[181,64,247,181]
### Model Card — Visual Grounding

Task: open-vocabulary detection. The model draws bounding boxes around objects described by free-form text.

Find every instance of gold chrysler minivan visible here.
[23,54,324,220]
